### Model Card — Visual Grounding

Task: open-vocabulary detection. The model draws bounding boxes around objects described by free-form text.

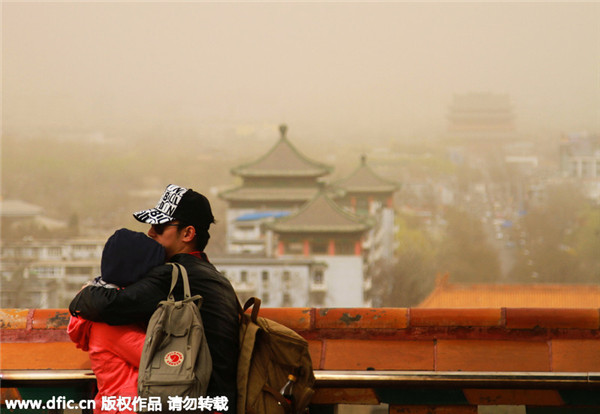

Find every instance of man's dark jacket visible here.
[69,253,239,410]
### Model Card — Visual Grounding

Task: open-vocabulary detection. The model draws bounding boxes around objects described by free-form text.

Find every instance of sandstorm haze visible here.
[2,2,600,310]
[3,2,599,146]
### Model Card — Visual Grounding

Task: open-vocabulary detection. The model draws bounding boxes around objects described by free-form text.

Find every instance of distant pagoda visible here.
[220,124,333,210]
[447,92,516,141]
[219,125,334,255]
[270,187,372,257]
[269,188,372,306]
[332,155,399,215]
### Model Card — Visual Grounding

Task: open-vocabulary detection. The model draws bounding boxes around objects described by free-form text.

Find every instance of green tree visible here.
[67,213,80,237]
[373,215,438,307]
[509,182,595,283]
[570,205,600,281]
[437,207,501,283]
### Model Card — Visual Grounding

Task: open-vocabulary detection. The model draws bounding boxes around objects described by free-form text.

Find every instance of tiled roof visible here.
[270,191,372,233]
[0,199,43,217]
[418,275,600,308]
[333,155,399,193]
[231,125,333,178]
[449,92,513,112]
[219,186,319,202]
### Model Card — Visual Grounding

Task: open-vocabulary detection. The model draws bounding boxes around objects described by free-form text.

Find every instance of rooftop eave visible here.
[231,168,332,178]
[336,185,399,194]
[220,194,317,202]
[332,160,400,193]
[270,224,371,233]
[219,187,319,202]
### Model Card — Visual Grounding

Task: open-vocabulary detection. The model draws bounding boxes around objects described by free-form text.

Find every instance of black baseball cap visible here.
[133,184,215,230]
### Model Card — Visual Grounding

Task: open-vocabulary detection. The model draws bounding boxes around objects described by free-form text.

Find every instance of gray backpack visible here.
[138,263,212,407]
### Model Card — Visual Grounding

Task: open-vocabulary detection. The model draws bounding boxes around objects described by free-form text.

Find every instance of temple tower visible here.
[219,125,333,255]
[269,188,372,306]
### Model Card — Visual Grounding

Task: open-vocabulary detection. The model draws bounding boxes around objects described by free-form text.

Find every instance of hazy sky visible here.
[3,2,599,143]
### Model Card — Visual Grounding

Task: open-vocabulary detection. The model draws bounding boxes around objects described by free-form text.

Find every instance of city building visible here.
[212,256,327,307]
[0,198,105,308]
[1,199,67,238]
[559,132,600,202]
[1,236,104,308]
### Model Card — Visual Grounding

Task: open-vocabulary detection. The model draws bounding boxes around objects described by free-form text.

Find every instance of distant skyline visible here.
[3,2,599,145]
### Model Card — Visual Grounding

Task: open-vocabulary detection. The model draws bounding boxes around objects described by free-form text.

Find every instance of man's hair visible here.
[177,221,210,251]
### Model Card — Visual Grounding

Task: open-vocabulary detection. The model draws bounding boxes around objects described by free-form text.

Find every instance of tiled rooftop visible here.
[419,276,600,308]
[230,125,332,178]
[332,155,398,194]
[219,186,319,202]
[270,191,371,233]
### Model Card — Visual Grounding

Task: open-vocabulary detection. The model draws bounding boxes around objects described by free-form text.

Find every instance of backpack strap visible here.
[167,263,179,302]
[177,263,192,299]
[239,297,261,323]
[166,263,193,301]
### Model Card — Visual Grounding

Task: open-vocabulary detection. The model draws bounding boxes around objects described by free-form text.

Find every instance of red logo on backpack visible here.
[165,351,184,366]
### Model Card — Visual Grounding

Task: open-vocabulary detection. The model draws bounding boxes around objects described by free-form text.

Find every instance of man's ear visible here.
[182,225,196,242]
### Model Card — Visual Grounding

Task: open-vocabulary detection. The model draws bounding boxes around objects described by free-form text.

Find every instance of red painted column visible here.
[328,239,335,256]
[303,240,310,257]
[354,240,362,256]
[277,241,285,256]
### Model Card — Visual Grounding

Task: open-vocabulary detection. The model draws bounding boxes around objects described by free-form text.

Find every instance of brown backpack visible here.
[237,298,315,414]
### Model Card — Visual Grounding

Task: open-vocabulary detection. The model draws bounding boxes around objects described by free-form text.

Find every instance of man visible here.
[70,184,239,411]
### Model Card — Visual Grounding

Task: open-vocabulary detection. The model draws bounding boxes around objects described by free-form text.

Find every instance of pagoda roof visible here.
[0,199,44,217]
[219,186,319,203]
[449,92,513,112]
[270,190,372,234]
[332,155,399,194]
[418,274,600,308]
[231,125,333,178]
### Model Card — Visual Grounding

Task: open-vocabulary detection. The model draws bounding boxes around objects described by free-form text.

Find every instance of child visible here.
[68,228,165,414]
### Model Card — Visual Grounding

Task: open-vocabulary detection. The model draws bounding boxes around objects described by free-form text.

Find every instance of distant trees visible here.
[436,207,502,283]
[67,213,80,237]
[374,206,503,306]
[509,183,600,283]
[572,206,600,281]
[2,135,232,233]
[372,215,438,307]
